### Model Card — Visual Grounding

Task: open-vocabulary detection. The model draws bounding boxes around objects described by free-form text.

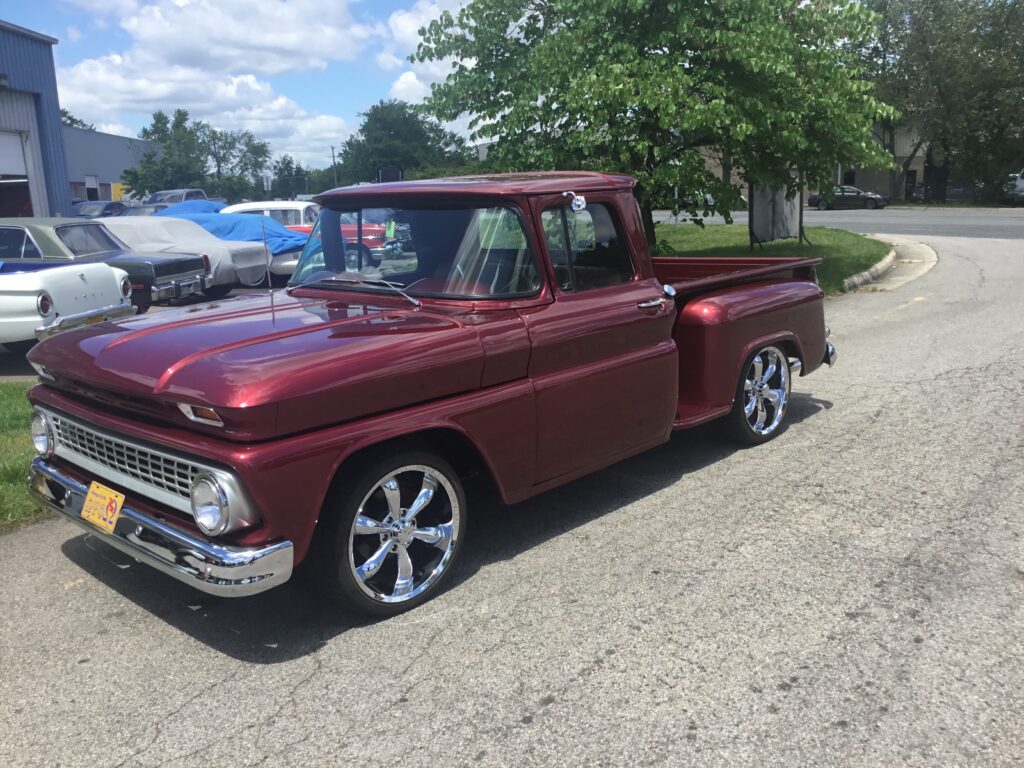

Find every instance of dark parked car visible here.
[809,185,888,211]
[0,219,211,312]
[71,200,128,218]
[120,203,170,216]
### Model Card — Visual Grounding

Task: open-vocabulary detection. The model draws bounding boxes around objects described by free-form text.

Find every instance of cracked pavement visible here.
[1,234,1022,767]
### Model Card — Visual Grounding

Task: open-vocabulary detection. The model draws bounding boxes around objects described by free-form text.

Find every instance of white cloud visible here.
[376,51,404,71]
[389,71,432,102]
[95,122,133,136]
[120,0,384,76]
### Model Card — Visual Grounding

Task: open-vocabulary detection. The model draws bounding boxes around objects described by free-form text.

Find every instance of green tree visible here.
[862,0,1024,202]
[60,109,94,130]
[416,0,895,243]
[339,99,475,183]
[271,154,312,198]
[122,110,271,201]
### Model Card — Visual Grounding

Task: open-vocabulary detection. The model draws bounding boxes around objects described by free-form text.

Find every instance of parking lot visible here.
[1,221,1022,766]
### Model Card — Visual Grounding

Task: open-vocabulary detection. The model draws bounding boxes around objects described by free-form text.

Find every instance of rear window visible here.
[55,223,123,256]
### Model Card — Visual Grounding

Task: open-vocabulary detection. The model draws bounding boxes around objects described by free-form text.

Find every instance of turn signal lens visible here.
[30,410,53,457]
[177,403,224,427]
[37,293,53,316]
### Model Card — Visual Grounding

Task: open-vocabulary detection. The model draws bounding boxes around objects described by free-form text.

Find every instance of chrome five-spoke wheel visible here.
[349,465,461,604]
[310,450,466,616]
[728,345,792,444]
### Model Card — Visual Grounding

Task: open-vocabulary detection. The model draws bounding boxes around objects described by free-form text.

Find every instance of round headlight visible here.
[37,293,53,316]
[30,410,53,457]
[190,474,229,536]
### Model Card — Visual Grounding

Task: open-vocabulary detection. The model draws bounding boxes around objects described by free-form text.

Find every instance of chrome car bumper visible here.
[28,457,294,597]
[151,274,210,302]
[824,341,838,367]
[35,302,137,340]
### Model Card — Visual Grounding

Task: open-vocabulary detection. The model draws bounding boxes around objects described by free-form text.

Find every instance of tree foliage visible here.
[861,0,1024,201]
[122,109,271,201]
[416,0,895,240]
[271,154,312,198]
[338,99,475,184]
[60,109,94,131]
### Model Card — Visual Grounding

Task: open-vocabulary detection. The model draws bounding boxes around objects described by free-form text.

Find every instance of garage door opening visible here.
[0,132,32,216]
[0,175,32,216]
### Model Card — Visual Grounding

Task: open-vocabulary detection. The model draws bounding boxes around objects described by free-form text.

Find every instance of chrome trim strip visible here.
[29,457,292,597]
[35,302,136,340]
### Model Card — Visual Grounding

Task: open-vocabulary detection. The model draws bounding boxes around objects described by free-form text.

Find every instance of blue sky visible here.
[2,0,465,168]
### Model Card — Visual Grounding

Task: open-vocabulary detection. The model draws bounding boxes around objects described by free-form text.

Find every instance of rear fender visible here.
[673,279,826,415]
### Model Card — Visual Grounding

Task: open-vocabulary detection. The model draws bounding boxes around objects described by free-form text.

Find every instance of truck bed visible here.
[651,255,822,295]
[651,255,827,429]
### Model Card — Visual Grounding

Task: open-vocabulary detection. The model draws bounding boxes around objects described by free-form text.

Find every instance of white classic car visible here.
[0,261,135,353]
[100,217,270,296]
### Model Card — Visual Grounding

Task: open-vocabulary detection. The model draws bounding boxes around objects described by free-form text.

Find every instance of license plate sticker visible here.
[81,482,125,534]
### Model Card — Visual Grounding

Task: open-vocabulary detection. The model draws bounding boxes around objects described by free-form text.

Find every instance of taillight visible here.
[202,254,211,273]
[37,293,53,315]
[120,277,132,298]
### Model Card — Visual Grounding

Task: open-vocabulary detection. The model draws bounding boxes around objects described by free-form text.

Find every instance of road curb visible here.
[842,248,896,292]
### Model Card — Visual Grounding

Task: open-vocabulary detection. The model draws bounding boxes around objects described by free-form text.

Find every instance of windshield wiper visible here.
[309,275,421,308]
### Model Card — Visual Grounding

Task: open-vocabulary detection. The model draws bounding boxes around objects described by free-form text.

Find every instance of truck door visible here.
[520,195,678,484]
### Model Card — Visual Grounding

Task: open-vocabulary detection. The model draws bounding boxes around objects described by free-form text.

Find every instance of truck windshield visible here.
[289,206,541,300]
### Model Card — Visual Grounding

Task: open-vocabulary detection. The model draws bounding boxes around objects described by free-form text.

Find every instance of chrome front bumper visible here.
[35,302,137,340]
[28,457,294,597]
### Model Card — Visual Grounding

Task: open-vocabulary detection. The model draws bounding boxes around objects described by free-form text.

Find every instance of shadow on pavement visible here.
[58,391,831,664]
[0,348,35,379]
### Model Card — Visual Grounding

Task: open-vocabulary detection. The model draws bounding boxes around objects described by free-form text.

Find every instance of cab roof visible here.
[315,171,637,205]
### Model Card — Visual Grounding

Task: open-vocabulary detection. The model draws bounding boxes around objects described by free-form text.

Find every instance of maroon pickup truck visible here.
[26,172,836,616]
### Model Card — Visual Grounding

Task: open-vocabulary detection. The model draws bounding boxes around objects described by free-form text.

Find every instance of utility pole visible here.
[330,145,338,188]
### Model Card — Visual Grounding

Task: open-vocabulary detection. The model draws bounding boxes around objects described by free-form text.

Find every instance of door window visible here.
[541,203,634,292]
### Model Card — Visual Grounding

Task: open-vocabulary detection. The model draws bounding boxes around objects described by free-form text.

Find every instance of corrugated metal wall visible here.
[0,22,72,216]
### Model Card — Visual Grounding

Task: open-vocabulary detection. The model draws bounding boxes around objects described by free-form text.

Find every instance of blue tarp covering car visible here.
[157,201,308,255]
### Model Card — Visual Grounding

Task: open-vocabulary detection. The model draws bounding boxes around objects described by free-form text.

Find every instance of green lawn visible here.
[0,382,46,532]
[655,224,889,294]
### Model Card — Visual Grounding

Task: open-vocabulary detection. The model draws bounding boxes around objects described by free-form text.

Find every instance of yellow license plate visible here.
[81,482,125,534]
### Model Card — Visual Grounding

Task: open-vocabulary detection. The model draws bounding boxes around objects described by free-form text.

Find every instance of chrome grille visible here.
[50,413,199,501]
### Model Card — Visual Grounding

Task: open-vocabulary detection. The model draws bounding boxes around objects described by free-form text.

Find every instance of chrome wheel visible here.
[348,464,461,604]
[741,346,790,437]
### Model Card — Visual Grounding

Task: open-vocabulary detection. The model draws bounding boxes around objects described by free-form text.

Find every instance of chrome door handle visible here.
[637,297,667,310]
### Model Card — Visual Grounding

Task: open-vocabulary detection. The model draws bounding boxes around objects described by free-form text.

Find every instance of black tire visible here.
[726,345,792,445]
[865,198,877,210]
[202,284,234,300]
[308,449,467,617]
[816,200,829,211]
[359,244,380,269]
[132,294,151,314]
[3,340,36,355]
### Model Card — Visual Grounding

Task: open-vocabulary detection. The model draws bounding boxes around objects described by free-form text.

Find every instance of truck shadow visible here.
[59,392,831,664]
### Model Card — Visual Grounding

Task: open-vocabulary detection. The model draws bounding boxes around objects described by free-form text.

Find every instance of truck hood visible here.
[28,290,486,440]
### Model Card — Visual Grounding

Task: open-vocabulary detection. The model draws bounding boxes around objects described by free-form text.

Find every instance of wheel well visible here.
[323,428,494,504]
[775,339,801,366]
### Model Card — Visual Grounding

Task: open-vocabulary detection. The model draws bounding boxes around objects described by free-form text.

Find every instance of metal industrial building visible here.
[64,126,156,202]
[0,20,71,217]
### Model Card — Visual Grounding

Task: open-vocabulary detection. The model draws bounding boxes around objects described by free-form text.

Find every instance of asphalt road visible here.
[2,234,1023,767]
[655,205,1024,239]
